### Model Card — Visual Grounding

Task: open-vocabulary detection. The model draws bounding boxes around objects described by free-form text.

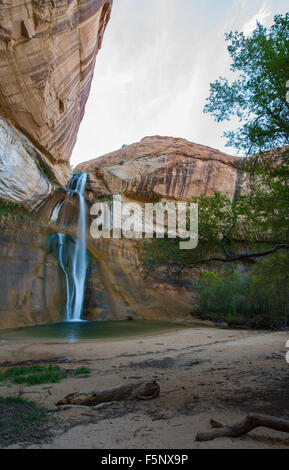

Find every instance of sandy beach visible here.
[0,326,288,449]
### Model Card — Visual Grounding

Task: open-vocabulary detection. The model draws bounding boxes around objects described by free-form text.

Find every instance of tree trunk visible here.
[56,380,160,406]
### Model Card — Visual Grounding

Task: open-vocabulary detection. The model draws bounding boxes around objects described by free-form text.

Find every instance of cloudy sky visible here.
[71,0,288,166]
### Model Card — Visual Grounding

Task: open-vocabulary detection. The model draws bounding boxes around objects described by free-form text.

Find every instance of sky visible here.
[71,0,289,166]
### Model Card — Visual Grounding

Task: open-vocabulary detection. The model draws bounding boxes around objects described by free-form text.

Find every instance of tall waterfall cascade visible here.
[52,173,89,322]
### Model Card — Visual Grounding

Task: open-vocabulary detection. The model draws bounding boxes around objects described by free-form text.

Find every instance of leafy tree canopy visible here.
[141,14,289,278]
[204,13,289,155]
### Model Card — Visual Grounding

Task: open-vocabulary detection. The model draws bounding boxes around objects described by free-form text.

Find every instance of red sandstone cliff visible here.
[0,0,113,182]
[77,136,248,202]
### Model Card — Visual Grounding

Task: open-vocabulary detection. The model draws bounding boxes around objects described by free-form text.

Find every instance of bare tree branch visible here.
[192,243,289,265]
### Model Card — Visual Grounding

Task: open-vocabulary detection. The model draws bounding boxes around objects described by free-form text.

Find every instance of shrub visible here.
[197,270,251,318]
[195,259,289,329]
[0,197,28,218]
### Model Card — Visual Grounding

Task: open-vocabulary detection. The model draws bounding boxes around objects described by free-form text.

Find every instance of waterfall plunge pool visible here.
[0,320,199,343]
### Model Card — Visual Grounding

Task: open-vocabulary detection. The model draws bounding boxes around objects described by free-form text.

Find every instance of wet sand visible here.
[0,326,288,449]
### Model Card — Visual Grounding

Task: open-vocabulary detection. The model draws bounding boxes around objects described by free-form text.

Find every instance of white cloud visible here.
[242,2,272,35]
[71,0,287,166]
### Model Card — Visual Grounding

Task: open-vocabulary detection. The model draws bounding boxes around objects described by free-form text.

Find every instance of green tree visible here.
[204,13,289,155]
[200,13,289,258]
[140,14,289,328]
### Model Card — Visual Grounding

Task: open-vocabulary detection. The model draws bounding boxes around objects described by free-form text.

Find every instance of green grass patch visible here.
[0,197,29,219]
[73,366,91,376]
[25,147,57,185]
[0,365,91,386]
[0,397,48,446]
[98,195,113,202]
[0,196,50,235]
[0,197,36,236]
[0,365,65,385]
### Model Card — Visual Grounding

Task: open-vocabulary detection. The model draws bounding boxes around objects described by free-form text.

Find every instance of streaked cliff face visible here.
[0,0,112,168]
[0,224,65,329]
[77,136,249,203]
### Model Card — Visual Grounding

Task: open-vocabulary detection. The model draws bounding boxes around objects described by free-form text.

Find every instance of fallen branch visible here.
[54,402,114,412]
[195,413,289,441]
[56,380,160,407]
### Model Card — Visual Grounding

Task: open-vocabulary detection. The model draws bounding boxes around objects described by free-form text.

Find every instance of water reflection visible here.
[0,320,192,343]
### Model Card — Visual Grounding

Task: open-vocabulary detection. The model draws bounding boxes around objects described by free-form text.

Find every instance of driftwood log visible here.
[56,380,160,407]
[196,413,289,441]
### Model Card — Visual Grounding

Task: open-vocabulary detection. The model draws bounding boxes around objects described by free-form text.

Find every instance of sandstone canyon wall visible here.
[0,226,65,329]
[0,0,116,328]
[0,226,194,329]
[84,237,195,323]
[0,133,251,328]
[0,118,54,210]
[71,137,249,325]
[0,1,253,329]
[77,136,248,203]
[0,0,113,203]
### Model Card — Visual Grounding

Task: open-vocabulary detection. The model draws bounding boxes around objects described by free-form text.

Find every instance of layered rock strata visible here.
[77,136,248,203]
[0,0,113,169]
[0,119,54,210]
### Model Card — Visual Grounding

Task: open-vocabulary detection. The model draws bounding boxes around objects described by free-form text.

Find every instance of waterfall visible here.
[68,173,88,321]
[52,173,89,322]
[56,233,71,318]
[50,200,64,223]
